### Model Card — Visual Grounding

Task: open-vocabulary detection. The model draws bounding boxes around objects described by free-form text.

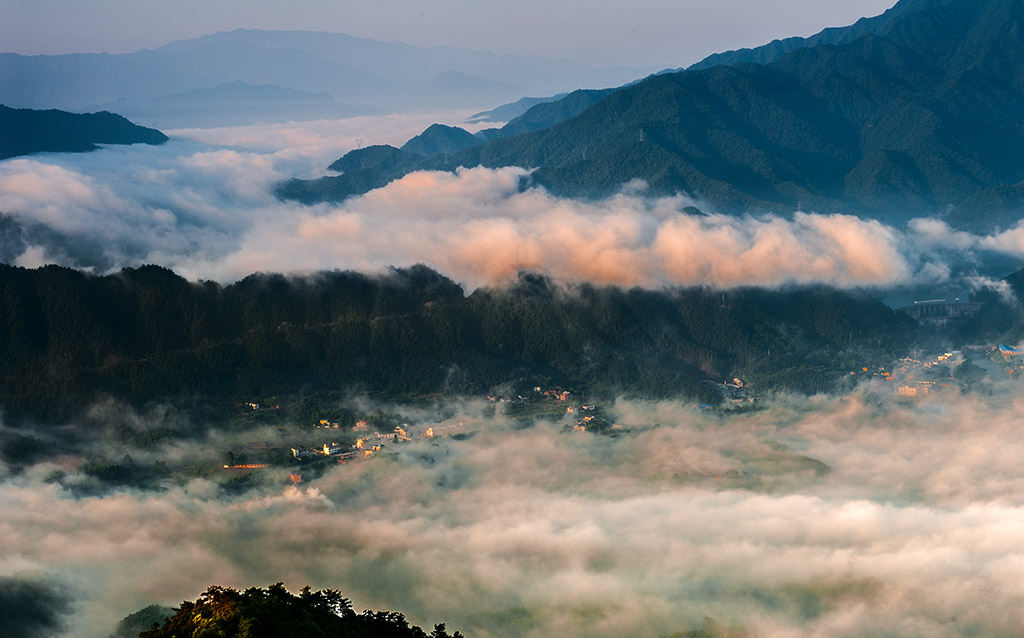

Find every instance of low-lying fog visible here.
[1,113,1022,291]
[2,385,1023,637]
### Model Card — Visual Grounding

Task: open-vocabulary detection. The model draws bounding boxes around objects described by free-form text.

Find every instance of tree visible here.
[140,583,451,638]
[430,623,465,638]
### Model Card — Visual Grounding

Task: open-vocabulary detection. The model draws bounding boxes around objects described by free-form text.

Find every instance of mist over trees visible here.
[0,262,938,424]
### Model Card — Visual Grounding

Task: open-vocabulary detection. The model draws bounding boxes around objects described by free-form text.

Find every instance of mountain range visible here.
[466,94,572,123]
[281,0,1024,233]
[0,30,656,127]
[87,81,375,129]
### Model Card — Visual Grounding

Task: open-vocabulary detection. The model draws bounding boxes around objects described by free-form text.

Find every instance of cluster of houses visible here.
[570,412,623,433]
[844,351,969,397]
[850,343,1024,397]
[997,344,1024,360]
[700,378,758,407]
[990,344,1024,378]
[890,352,961,396]
[878,351,967,396]
[243,401,280,411]
[292,419,467,463]
[291,428,405,462]
[487,386,575,404]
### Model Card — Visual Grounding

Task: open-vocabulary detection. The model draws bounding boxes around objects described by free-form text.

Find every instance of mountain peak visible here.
[401,124,480,156]
[283,0,1024,232]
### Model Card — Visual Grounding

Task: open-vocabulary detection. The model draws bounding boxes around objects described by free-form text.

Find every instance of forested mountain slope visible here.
[282,0,1024,232]
[0,264,917,422]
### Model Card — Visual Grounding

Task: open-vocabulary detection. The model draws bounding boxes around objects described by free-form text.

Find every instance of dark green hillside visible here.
[473,88,615,141]
[277,89,617,204]
[467,93,570,123]
[0,264,917,423]
[277,145,425,204]
[401,124,480,156]
[328,145,421,173]
[392,89,617,157]
[0,106,168,159]
[138,583,461,638]
[281,0,1024,231]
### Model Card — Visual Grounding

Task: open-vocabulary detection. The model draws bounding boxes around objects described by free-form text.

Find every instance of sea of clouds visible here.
[2,114,1023,637]
[1,113,1022,291]
[1,388,1023,637]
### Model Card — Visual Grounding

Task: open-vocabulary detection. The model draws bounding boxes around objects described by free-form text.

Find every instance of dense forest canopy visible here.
[1,261,996,425]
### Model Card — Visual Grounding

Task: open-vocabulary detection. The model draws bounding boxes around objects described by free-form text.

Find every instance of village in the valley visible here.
[220,297,1024,482]
[846,343,1022,398]
[281,386,623,470]
[288,417,468,464]
[220,385,629,482]
[220,337,1023,482]
[839,296,1023,397]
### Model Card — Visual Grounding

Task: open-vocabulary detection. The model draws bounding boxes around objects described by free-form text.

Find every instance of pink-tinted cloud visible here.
[0,116,1018,293]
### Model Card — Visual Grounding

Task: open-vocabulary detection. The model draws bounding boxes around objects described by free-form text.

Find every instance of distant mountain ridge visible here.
[0,106,168,159]
[473,88,615,141]
[0,29,656,124]
[467,94,570,123]
[87,81,376,128]
[276,87,617,202]
[281,0,1024,233]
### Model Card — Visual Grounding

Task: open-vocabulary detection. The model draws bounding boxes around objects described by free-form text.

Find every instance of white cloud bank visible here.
[1,118,1020,290]
[2,391,1023,637]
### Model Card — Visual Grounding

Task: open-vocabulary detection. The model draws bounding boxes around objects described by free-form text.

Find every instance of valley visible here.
[2,0,1023,636]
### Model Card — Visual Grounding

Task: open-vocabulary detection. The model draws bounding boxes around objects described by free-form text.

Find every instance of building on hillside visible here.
[998,344,1024,358]
[322,443,345,456]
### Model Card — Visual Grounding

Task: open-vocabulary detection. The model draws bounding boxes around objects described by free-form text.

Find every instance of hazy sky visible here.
[2,0,897,67]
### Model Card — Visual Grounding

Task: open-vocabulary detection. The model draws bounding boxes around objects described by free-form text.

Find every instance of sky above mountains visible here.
[2,0,896,67]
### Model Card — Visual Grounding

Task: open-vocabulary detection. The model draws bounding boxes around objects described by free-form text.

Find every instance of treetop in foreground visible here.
[140,583,463,638]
